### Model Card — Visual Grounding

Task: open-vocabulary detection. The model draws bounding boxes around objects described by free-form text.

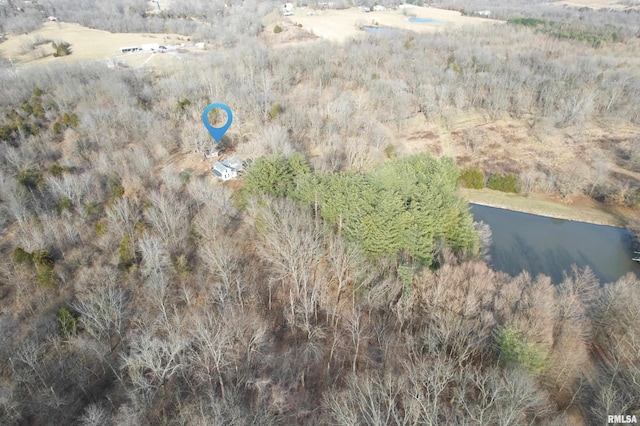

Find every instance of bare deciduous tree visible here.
[73,267,129,349]
[78,403,112,426]
[250,198,326,338]
[144,191,190,246]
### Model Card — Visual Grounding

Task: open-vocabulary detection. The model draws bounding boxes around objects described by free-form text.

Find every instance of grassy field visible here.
[0,22,188,68]
[281,6,498,43]
[460,187,634,227]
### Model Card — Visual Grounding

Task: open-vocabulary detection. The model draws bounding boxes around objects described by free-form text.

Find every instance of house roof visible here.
[212,161,233,176]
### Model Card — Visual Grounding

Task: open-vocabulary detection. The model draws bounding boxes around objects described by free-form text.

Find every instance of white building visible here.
[373,5,385,11]
[212,161,238,181]
[120,46,141,53]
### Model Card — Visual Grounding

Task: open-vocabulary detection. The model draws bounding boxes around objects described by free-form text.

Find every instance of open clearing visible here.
[282,6,498,43]
[460,188,635,227]
[396,108,640,227]
[0,22,189,68]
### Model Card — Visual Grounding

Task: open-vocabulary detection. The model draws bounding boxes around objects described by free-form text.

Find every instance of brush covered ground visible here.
[0,1,639,425]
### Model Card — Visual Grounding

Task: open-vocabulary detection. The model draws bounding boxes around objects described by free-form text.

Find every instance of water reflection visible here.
[470,204,639,284]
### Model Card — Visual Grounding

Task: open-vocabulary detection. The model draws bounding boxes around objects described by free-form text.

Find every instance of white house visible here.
[477,10,491,17]
[373,5,385,11]
[212,161,238,181]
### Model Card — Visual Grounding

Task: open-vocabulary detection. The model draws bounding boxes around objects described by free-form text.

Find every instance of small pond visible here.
[470,204,640,284]
[408,17,443,23]
[363,26,401,34]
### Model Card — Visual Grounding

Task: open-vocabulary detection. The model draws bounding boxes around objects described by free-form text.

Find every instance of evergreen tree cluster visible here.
[244,153,479,267]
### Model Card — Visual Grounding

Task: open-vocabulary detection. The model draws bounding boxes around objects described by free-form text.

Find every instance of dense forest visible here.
[1,0,639,424]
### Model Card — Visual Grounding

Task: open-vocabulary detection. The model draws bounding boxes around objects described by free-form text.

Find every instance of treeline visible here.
[508,16,625,47]
[437,0,640,40]
[0,0,275,42]
[460,168,521,193]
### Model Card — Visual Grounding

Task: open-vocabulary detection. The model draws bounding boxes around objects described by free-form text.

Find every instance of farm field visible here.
[282,5,497,43]
[0,22,189,68]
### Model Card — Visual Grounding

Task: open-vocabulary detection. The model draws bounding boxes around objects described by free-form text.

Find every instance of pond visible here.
[408,17,443,23]
[362,26,401,35]
[470,204,640,284]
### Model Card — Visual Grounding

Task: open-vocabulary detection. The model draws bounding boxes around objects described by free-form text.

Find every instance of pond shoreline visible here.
[469,203,640,284]
[460,187,636,229]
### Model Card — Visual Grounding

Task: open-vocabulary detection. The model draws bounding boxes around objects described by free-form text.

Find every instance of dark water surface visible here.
[470,204,640,284]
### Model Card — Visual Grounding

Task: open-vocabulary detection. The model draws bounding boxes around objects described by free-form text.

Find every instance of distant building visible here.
[47,16,58,22]
[120,46,141,53]
[373,5,385,11]
[477,10,491,16]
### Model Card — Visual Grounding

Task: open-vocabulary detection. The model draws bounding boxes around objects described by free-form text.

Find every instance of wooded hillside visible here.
[0,1,639,424]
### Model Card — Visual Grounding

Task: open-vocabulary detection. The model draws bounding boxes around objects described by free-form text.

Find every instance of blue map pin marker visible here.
[202,103,233,143]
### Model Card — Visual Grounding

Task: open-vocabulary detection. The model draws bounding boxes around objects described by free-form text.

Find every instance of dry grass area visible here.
[399,113,640,226]
[460,187,634,227]
[0,22,188,68]
[164,152,218,178]
[281,6,499,43]
[260,13,320,47]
